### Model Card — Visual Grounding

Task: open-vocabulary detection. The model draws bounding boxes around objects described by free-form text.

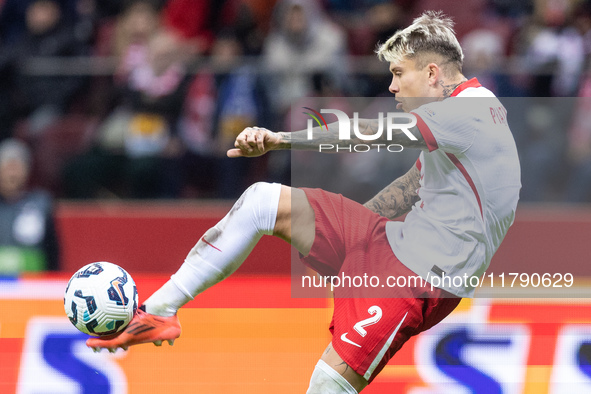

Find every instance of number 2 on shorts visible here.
[353,306,382,337]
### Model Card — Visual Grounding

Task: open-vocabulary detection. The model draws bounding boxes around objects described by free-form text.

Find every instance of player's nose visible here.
[389,79,399,94]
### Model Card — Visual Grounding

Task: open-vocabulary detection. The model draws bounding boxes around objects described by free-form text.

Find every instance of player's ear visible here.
[427,63,440,86]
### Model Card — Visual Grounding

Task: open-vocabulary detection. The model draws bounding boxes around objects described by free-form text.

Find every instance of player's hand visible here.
[227,127,281,158]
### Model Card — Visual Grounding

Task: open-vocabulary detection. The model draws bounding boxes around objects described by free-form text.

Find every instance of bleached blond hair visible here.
[376,11,464,73]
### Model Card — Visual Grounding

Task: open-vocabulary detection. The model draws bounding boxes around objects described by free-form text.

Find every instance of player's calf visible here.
[143,182,283,317]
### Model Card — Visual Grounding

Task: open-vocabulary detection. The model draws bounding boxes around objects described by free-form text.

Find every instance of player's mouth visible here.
[395,99,405,111]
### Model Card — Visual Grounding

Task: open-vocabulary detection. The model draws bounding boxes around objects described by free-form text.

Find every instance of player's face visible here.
[388,58,434,112]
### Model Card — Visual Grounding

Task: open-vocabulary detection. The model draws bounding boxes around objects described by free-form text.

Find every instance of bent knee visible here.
[273,185,292,238]
[242,181,278,197]
[231,182,282,236]
[273,186,315,254]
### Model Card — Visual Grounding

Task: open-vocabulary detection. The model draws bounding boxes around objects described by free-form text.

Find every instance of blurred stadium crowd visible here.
[0,0,590,203]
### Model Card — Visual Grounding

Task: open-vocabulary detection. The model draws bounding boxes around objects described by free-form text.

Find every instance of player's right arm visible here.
[363,162,421,220]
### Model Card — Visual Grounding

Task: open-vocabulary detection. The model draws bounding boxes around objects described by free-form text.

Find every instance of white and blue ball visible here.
[64,262,138,336]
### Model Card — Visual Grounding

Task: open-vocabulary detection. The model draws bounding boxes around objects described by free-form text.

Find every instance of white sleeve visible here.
[411,100,476,155]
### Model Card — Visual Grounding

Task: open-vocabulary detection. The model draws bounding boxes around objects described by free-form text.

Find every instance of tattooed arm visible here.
[275,117,426,151]
[227,117,426,157]
[364,163,421,220]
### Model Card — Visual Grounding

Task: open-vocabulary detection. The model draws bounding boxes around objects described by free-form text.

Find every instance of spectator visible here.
[63,29,191,199]
[565,79,591,202]
[0,0,78,46]
[87,0,162,122]
[223,1,267,56]
[161,0,214,55]
[0,139,60,274]
[113,0,161,71]
[347,2,406,96]
[160,0,264,56]
[262,0,348,114]
[522,2,591,97]
[461,28,505,94]
[62,0,166,199]
[122,29,190,198]
[0,0,89,137]
[179,31,270,198]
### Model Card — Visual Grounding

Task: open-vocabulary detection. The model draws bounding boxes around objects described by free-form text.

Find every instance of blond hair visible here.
[376,11,463,73]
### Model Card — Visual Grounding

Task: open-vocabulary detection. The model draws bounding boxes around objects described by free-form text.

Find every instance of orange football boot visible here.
[86,306,181,352]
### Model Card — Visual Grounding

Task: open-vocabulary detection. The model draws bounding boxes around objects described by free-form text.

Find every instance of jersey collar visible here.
[450,78,481,97]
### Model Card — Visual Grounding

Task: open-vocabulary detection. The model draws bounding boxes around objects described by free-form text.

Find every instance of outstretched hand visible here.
[227,127,281,158]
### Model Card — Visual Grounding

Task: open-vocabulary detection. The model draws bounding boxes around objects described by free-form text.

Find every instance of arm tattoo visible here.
[276,131,292,150]
[277,117,427,151]
[364,164,421,220]
[276,121,352,151]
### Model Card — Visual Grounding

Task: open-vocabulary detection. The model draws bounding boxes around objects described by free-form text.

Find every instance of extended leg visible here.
[87,182,315,349]
[141,183,315,316]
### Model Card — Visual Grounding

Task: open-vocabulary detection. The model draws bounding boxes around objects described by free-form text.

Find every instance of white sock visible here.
[143,182,282,316]
[306,360,358,394]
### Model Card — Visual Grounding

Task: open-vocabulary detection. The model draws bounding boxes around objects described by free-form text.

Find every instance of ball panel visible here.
[106,266,130,306]
[75,262,104,278]
[73,289,97,314]
[68,301,77,326]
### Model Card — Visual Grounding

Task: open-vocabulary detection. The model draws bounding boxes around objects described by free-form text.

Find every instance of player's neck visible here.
[439,74,468,98]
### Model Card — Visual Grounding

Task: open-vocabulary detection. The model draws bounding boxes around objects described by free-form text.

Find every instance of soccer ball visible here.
[64,262,138,337]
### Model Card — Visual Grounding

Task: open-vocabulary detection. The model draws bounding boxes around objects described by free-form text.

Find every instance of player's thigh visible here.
[273,186,315,255]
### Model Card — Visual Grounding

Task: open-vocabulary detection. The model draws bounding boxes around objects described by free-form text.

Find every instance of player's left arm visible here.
[364,162,421,220]
[277,118,427,150]
[227,117,426,157]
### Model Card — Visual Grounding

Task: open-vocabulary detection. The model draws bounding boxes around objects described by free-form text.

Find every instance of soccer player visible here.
[87,11,521,393]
